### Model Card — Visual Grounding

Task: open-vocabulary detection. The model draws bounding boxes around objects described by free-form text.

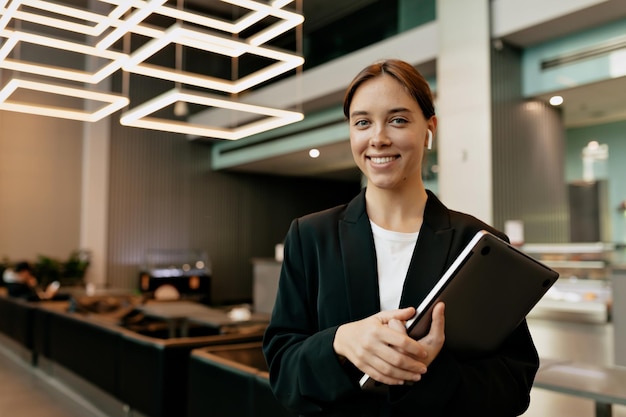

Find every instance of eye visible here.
[389,117,408,125]
[353,119,370,128]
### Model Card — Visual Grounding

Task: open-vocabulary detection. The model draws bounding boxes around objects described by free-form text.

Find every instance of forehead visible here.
[351,74,416,111]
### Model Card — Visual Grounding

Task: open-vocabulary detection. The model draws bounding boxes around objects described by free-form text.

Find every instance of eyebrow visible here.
[388,107,411,114]
[349,107,411,119]
[349,110,368,118]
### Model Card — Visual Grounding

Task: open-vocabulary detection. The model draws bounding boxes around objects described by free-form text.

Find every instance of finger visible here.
[388,318,407,334]
[376,307,416,324]
[365,345,427,384]
[381,322,427,361]
[427,302,446,344]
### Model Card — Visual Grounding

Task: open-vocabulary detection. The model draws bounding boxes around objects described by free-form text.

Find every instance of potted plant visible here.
[34,250,90,287]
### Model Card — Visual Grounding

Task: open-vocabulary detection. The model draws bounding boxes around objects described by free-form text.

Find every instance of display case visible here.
[138,249,211,303]
[522,242,613,323]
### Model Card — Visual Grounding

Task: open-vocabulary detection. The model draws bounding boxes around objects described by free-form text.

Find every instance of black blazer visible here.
[263,189,539,417]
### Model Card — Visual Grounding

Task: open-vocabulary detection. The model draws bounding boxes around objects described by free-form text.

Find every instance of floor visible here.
[522,318,626,417]
[1,319,626,417]
[0,342,107,417]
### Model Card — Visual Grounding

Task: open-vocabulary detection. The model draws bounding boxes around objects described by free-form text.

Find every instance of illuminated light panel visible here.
[0,29,127,84]
[96,0,167,50]
[120,88,303,140]
[124,23,303,94]
[0,0,165,50]
[127,23,248,61]
[99,0,302,45]
[270,0,295,8]
[247,13,303,47]
[220,0,304,46]
[0,0,134,37]
[0,78,129,122]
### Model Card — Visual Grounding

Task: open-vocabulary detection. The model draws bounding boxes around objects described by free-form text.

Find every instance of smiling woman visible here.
[345,64,436,211]
[262,59,540,417]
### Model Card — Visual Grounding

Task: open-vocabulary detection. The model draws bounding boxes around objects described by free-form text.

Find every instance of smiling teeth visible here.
[370,156,395,164]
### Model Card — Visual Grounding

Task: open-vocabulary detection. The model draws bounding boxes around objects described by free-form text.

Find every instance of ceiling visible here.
[2,0,623,180]
[497,0,626,129]
[205,1,626,181]
[189,0,377,36]
[535,76,626,129]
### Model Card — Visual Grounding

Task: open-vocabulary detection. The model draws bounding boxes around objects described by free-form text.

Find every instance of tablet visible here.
[360,230,558,391]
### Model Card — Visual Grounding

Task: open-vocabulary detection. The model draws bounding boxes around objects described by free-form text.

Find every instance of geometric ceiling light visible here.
[124,23,304,94]
[114,0,303,139]
[0,0,134,36]
[0,0,133,123]
[0,0,165,59]
[111,0,303,46]
[120,87,303,140]
[0,0,304,139]
[96,0,167,50]
[0,0,165,47]
[220,0,304,46]
[0,78,129,122]
[0,29,127,84]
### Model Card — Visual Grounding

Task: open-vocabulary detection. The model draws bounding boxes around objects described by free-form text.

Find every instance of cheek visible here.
[349,133,367,155]
[349,143,361,163]
[396,134,423,153]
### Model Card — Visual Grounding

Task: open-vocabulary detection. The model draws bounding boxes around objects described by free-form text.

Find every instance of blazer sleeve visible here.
[262,218,360,415]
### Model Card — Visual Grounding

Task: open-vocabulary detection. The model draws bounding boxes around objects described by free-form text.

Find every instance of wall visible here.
[0,108,83,261]
[491,42,569,243]
[0,93,360,303]
[106,87,360,302]
[522,17,626,99]
[565,119,626,244]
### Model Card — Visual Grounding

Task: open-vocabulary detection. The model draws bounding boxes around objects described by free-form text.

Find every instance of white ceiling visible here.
[497,0,626,130]
[536,76,626,129]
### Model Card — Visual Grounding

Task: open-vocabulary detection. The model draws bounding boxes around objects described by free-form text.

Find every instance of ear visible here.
[426,129,433,150]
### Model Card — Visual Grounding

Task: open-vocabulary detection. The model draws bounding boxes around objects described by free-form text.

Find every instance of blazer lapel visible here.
[338,189,457,318]
[399,191,455,308]
[339,190,381,320]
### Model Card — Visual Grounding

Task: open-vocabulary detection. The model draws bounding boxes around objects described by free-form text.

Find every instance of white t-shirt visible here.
[370,221,419,311]
[2,268,18,283]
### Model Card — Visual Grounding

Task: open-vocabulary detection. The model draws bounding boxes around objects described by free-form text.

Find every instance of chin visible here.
[367,179,399,190]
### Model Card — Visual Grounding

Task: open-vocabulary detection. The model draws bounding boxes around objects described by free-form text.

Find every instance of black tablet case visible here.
[360,230,559,390]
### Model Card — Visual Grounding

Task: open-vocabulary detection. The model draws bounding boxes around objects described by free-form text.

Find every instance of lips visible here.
[368,155,398,164]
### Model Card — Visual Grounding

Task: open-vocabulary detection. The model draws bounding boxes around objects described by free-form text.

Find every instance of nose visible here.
[370,126,390,147]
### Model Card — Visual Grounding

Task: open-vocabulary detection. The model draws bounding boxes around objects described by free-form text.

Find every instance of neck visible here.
[365,186,428,233]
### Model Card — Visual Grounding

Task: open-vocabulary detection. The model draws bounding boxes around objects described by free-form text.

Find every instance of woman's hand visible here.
[415,302,446,367]
[333,303,445,386]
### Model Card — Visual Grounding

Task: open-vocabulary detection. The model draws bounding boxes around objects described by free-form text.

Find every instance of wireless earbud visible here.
[427,129,433,150]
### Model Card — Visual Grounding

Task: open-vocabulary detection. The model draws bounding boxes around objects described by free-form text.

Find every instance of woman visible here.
[3,261,40,300]
[263,59,539,417]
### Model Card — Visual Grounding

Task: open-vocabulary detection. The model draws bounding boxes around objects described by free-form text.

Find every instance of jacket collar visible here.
[340,188,455,319]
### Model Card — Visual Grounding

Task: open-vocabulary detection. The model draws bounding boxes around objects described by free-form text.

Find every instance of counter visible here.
[612,264,626,367]
[522,242,614,324]
[251,258,281,315]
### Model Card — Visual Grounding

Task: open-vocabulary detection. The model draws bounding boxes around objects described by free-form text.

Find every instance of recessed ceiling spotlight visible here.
[309,148,320,158]
[587,140,599,149]
[549,95,564,106]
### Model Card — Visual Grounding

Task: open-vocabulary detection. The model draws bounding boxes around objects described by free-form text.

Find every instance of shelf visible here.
[542,260,607,269]
[522,242,614,254]
[529,298,609,323]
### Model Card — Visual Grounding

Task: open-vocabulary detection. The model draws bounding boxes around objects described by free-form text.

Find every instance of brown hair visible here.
[343,59,435,120]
